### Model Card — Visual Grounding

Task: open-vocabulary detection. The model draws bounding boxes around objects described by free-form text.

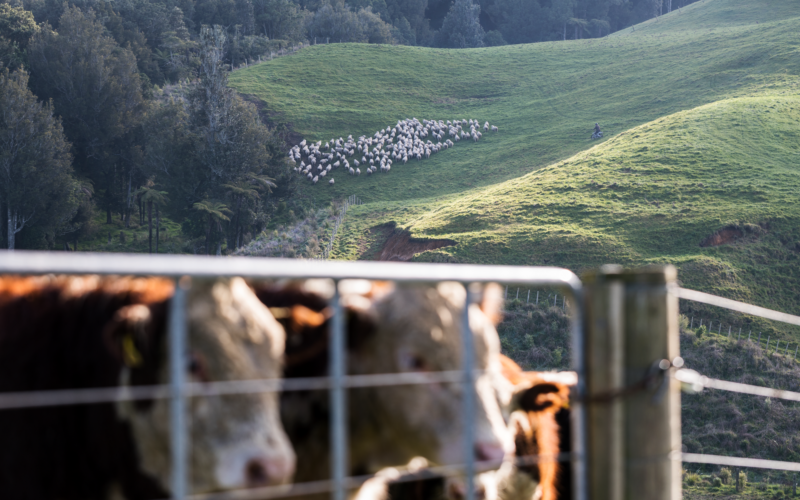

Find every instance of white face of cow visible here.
[350,282,513,470]
[117,277,296,494]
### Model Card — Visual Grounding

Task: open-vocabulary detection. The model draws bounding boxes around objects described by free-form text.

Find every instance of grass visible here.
[230,0,800,207]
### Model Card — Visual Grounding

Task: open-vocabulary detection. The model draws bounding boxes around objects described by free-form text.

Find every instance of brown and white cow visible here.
[253,280,513,499]
[0,275,295,499]
[351,357,575,500]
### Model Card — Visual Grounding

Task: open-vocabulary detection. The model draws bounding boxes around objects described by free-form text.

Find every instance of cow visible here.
[252,280,513,499]
[0,275,295,499]
[350,358,575,500]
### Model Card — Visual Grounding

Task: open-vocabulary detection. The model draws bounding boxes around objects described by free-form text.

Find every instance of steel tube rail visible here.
[0,371,476,411]
[461,286,476,500]
[683,454,800,472]
[170,279,189,500]
[0,252,582,288]
[329,287,347,500]
[676,287,800,327]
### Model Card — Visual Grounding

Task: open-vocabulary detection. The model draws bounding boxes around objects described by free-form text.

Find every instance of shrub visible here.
[738,471,747,490]
[696,325,707,338]
[686,473,701,486]
[719,467,732,484]
[484,30,506,46]
[679,314,690,332]
[712,476,723,487]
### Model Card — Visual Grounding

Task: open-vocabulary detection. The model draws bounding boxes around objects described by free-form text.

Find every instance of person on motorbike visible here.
[594,123,601,135]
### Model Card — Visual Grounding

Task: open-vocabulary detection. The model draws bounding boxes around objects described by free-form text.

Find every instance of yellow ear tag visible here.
[122,334,143,367]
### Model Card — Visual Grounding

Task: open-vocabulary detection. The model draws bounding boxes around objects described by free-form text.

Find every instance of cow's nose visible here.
[474,441,505,462]
[244,456,295,487]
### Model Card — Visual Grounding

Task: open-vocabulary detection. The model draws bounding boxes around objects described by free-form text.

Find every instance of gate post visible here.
[583,265,624,500]
[622,266,681,500]
[584,266,681,500]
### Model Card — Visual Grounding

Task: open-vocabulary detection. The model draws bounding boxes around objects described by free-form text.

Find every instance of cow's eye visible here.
[399,351,428,372]
[187,352,208,381]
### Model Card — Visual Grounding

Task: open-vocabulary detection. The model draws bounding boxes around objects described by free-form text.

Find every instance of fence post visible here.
[536,291,539,304]
[527,290,530,303]
[583,265,681,500]
[623,266,681,500]
[728,325,731,339]
[690,317,694,329]
[583,265,625,500]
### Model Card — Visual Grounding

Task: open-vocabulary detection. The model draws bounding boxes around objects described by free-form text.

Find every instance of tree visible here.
[28,6,145,225]
[435,0,485,48]
[252,0,308,41]
[0,68,76,250]
[223,174,275,250]
[305,0,364,43]
[0,4,38,70]
[133,179,169,254]
[193,199,231,255]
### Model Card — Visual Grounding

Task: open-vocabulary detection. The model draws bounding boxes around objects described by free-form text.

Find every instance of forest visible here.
[0,0,697,253]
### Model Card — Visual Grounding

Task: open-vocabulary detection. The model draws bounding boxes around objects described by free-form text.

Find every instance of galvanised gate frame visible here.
[0,252,587,500]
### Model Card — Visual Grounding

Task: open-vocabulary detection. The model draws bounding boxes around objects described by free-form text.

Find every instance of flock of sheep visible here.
[288,118,499,186]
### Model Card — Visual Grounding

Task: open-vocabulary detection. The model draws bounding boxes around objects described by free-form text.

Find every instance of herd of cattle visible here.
[0,275,572,500]
[288,118,499,186]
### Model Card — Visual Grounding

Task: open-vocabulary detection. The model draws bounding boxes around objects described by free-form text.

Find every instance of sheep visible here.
[312,175,318,184]
[294,117,496,186]
[329,178,334,185]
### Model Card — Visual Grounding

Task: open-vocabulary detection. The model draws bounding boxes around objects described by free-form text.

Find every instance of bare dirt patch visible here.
[700,227,744,247]
[699,223,767,248]
[365,222,456,261]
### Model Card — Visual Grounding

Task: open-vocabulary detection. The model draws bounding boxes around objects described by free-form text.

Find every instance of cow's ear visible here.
[478,283,504,326]
[104,304,155,368]
[516,383,570,413]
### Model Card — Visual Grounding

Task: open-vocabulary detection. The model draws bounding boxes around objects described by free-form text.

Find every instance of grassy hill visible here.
[230,0,800,207]
[230,0,800,315]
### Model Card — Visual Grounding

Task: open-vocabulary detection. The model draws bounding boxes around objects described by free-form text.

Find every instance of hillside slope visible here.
[229,0,800,205]
[337,96,800,336]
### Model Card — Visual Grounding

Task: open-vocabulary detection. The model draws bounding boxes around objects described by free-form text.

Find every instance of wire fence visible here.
[0,252,585,500]
[674,287,800,474]
[312,195,362,260]
[683,314,800,360]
